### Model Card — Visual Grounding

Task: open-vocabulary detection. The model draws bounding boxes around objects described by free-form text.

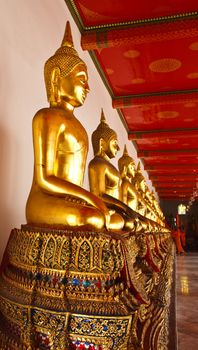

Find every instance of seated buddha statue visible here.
[132,163,157,232]
[151,192,165,226]
[118,145,138,211]
[88,110,135,231]
[133,162,147,217]
[144,184,158,222]
[26,22,110,231]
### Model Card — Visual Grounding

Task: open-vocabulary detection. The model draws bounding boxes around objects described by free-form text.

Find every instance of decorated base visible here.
[0,225,175,349]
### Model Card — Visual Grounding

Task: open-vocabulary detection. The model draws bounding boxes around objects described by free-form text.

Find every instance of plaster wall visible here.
[0,0,154,262]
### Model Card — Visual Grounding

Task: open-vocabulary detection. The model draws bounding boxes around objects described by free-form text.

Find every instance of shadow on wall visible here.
[0,124,18,262]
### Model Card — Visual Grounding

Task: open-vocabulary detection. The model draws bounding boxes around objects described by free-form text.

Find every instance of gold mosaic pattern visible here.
[0,226,174,349]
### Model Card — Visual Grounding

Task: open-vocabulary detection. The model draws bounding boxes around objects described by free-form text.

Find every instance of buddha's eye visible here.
[77,72,87,85]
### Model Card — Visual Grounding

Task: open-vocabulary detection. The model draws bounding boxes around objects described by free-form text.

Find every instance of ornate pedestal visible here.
[0,226,175,350]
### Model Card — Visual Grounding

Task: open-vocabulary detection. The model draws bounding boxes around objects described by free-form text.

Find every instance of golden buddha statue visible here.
[133,162,147,217]
[143,185,158,222]
[88,110,135,231]
[152,193,164,224]
[26,22,110,231]
[118,145,138,211]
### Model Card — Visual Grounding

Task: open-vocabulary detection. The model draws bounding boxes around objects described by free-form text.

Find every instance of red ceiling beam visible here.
[157,190,193,194]
[159,191,191,194]
[150,174,198,179]
[154,182,196,186]
[81,18,198,50]
[148,173,198,181]
[159,196,191,200]
[128,128,198,140]
[153,181,197,186]
[155,185,195,190]
[145,164,198,170]
[113,91,198,109]
[158,196,192,199]
[138,149,198,158]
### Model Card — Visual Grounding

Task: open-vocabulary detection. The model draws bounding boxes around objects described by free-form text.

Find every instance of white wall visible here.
[0,0,154,262]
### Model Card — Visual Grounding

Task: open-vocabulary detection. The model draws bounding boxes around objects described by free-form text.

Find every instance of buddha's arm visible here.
[121,181,128,204]
[127,184,138,201]
[33,114,108,213]
[88,162,106,197]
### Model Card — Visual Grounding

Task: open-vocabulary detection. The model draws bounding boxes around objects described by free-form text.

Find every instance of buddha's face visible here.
[127,162,135,178]
[106,136,120,159]
[58,64,89,107]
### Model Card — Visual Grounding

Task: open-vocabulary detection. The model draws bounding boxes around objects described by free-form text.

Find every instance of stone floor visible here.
[176,252,198,350]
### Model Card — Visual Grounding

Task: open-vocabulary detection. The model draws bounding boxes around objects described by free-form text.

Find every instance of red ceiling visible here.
[72,0,198,26]
[66,0,198,201]
[95,37,198,96]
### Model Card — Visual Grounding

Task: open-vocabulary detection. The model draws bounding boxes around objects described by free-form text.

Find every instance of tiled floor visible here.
[176,253,198,350]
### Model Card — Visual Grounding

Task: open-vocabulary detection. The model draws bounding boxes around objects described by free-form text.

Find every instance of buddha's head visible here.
[118,145,135,179]
[44,21,89,108]
[134,162,146,192]
[92,110,120,159]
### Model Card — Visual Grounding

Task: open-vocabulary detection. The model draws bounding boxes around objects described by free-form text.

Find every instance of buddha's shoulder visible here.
[33,107,67,123]
[89,156,116,171]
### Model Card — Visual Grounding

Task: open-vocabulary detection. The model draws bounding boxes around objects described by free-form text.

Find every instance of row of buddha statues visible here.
[25,21,166,234]
[0,20,173,350]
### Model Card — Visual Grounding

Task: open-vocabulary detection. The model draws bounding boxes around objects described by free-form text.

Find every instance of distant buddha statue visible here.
[88,110,135,231]
[144,184,157,222]
[118,145,138,211]
[26,22,110,231]
[133,165,163,231]
[133,162,147,217]
[150,191,165,225]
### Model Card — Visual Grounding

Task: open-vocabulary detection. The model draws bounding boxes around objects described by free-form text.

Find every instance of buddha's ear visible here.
[122,165,127,178]
[99,138,107,152]
[50,67,61,105]
[51,67,60,85]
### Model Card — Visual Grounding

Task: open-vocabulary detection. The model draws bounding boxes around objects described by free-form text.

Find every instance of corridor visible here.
[177,253,198,350]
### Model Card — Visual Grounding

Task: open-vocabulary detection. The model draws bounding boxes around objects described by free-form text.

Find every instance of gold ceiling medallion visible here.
[149,58,182,73]
[124,50,140,58]
[189,41,198,50]
[157,111,179,119]
[106,68,114,75]
[131,78,145,84]
[187,72,198,79]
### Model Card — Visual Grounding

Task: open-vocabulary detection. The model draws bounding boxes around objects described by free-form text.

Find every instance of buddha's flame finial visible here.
[123,145,128,156]
[100,109,107,124]
[137,161,141,172]
[61,21,74,48]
